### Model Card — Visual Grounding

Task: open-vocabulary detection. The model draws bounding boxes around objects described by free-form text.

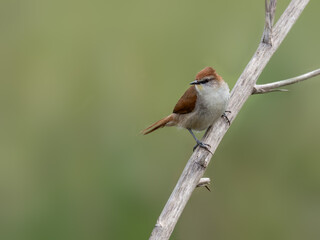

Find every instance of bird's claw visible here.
[221,111,231,125]
[193,141,212,154]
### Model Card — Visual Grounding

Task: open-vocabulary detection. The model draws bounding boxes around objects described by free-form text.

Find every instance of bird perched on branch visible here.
[142,67,230,152]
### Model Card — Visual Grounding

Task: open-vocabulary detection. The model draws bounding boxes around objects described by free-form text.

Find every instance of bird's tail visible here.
[141,114,174,135]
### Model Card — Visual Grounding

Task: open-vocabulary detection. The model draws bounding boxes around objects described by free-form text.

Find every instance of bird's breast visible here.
[197,83,229,111]
[192,82,229,130]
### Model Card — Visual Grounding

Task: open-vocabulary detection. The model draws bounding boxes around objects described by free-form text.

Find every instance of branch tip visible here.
[262,0,277,45]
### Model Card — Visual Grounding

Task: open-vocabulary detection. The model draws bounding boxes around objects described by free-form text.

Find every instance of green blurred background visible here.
[1,0,320,239]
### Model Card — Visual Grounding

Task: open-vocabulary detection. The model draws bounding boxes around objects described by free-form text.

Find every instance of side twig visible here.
[253,68,320,94]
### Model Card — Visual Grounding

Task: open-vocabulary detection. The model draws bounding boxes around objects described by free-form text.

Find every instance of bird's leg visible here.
[187,129,212,154]
[221,111,231,125]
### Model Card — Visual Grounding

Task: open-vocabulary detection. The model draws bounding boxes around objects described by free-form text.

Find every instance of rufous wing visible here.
[173,85,197,114]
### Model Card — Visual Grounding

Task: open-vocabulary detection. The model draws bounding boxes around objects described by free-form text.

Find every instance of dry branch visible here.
[253,68,320,94]
[149,0,311,239]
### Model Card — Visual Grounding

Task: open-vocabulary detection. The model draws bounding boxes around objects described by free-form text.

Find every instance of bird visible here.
[141,67,230,152]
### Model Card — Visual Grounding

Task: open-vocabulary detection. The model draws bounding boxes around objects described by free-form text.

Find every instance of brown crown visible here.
[195,67,222,81]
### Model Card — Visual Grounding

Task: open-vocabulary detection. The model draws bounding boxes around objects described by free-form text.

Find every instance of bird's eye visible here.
[200,79,209,84]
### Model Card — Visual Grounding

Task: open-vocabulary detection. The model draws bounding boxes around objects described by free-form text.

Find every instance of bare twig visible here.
[253,68,320,94]
[149,1,311,239]
[262,0,277,45]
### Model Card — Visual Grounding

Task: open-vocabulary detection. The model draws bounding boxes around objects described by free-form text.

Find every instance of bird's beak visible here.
[190,80,198,85]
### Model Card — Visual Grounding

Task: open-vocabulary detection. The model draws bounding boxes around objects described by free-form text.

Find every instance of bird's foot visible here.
[193,141,212,154]
[221,111,231,125]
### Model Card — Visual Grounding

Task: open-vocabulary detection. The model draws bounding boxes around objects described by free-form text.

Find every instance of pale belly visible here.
[176,102,227,131]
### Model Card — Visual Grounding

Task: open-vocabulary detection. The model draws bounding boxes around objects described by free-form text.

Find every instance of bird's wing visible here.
[173,85,197,114]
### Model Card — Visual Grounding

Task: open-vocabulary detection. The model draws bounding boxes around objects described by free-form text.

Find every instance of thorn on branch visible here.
[262,0,277,45]
[196,178,211,191]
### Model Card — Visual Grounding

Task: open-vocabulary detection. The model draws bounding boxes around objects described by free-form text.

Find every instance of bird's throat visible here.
[196,85,203,91]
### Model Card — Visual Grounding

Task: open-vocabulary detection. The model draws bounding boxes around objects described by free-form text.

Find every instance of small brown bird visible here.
[142,67,230,152]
